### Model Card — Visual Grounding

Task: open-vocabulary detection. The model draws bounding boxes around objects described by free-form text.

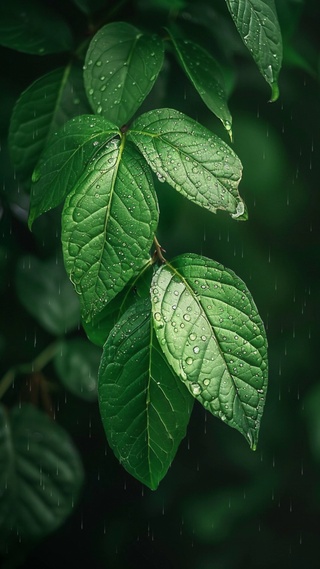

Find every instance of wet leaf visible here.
[0,403,84,540]
[129,108,246,219]
[62,139,159,322]
[28,115,120,228]
[0,0,73,55]
[9,65,91,186]
[98,299,194,490]
[83,22,164,126]
[83,261,153,347]
[225,0,283,101]
[168,32,233,137]
[54,339,101,401]
[15,255,80,335]
[151,253,268,449]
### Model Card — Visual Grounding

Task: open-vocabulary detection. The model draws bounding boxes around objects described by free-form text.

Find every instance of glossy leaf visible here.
[83,261,153,347]
[9,65,91,186]
[151,253,268,449]
[28,115,120,228]
[83,22,164,126]
[0,0,73,55]
[15,255,80,335]
[129,108,246,219]
[54,339,101,401]
[168,32,233,138]
[98,299,194,490]
[0,403,84,539]
[62,138,159,322]
[225,0,283,101]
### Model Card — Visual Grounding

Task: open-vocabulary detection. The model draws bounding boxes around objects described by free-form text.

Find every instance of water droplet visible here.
[191,383,201,395]
[156,172,165,183]
[154,312,162,321]
[189,333,196,341]
[186,357,193,365]
[203,379,210,387]
[183,314,191,322]
[193,346,200,354]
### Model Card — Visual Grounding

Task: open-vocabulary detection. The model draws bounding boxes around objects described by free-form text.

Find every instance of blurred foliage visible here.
[0,0,319,567]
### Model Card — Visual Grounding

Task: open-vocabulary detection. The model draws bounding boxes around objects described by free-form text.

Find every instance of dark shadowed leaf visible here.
[0,0,73,55]
[54,339,101,401]
[9,65,91,186]
[0,403,84,540]
[72,0,107,14]
[15,255,80,335]
[83,261,153,347]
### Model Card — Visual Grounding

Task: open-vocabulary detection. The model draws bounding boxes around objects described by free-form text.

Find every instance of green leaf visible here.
[83,261,153,347]
[129,108,246,220]
[54,339,101,401]
[9,65,91,187]
[168,32,233,138]
[225,0,283,101]
[0,403,84,540]
[28,115,120,228]
[15,255,80,335]
[62,138,159,322]
[151,253,268,449]
[98,299,194,490]
[0,0,74,55]
[83,22,164,126]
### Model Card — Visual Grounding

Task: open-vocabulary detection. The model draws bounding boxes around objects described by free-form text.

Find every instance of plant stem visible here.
[0,342,60,400]
[153,236,167,263]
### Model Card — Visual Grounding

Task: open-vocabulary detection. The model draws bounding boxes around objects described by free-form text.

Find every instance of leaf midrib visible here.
[130,128,240,202]
[165,260,249,432]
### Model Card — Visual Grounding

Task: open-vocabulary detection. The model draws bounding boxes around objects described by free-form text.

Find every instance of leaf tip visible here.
[246,429,257,451]
[231,200,248,221]
[223,119,233,142]
[269,82,280,103]
[27,213,34,231]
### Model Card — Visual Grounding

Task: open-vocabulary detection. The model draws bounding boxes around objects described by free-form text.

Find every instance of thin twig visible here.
[0,342,60,400]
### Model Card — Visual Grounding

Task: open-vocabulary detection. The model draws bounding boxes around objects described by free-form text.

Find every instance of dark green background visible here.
[0,1,319,567]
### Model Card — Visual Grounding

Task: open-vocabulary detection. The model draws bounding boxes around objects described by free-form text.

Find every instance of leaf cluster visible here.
[0,1,281,546]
